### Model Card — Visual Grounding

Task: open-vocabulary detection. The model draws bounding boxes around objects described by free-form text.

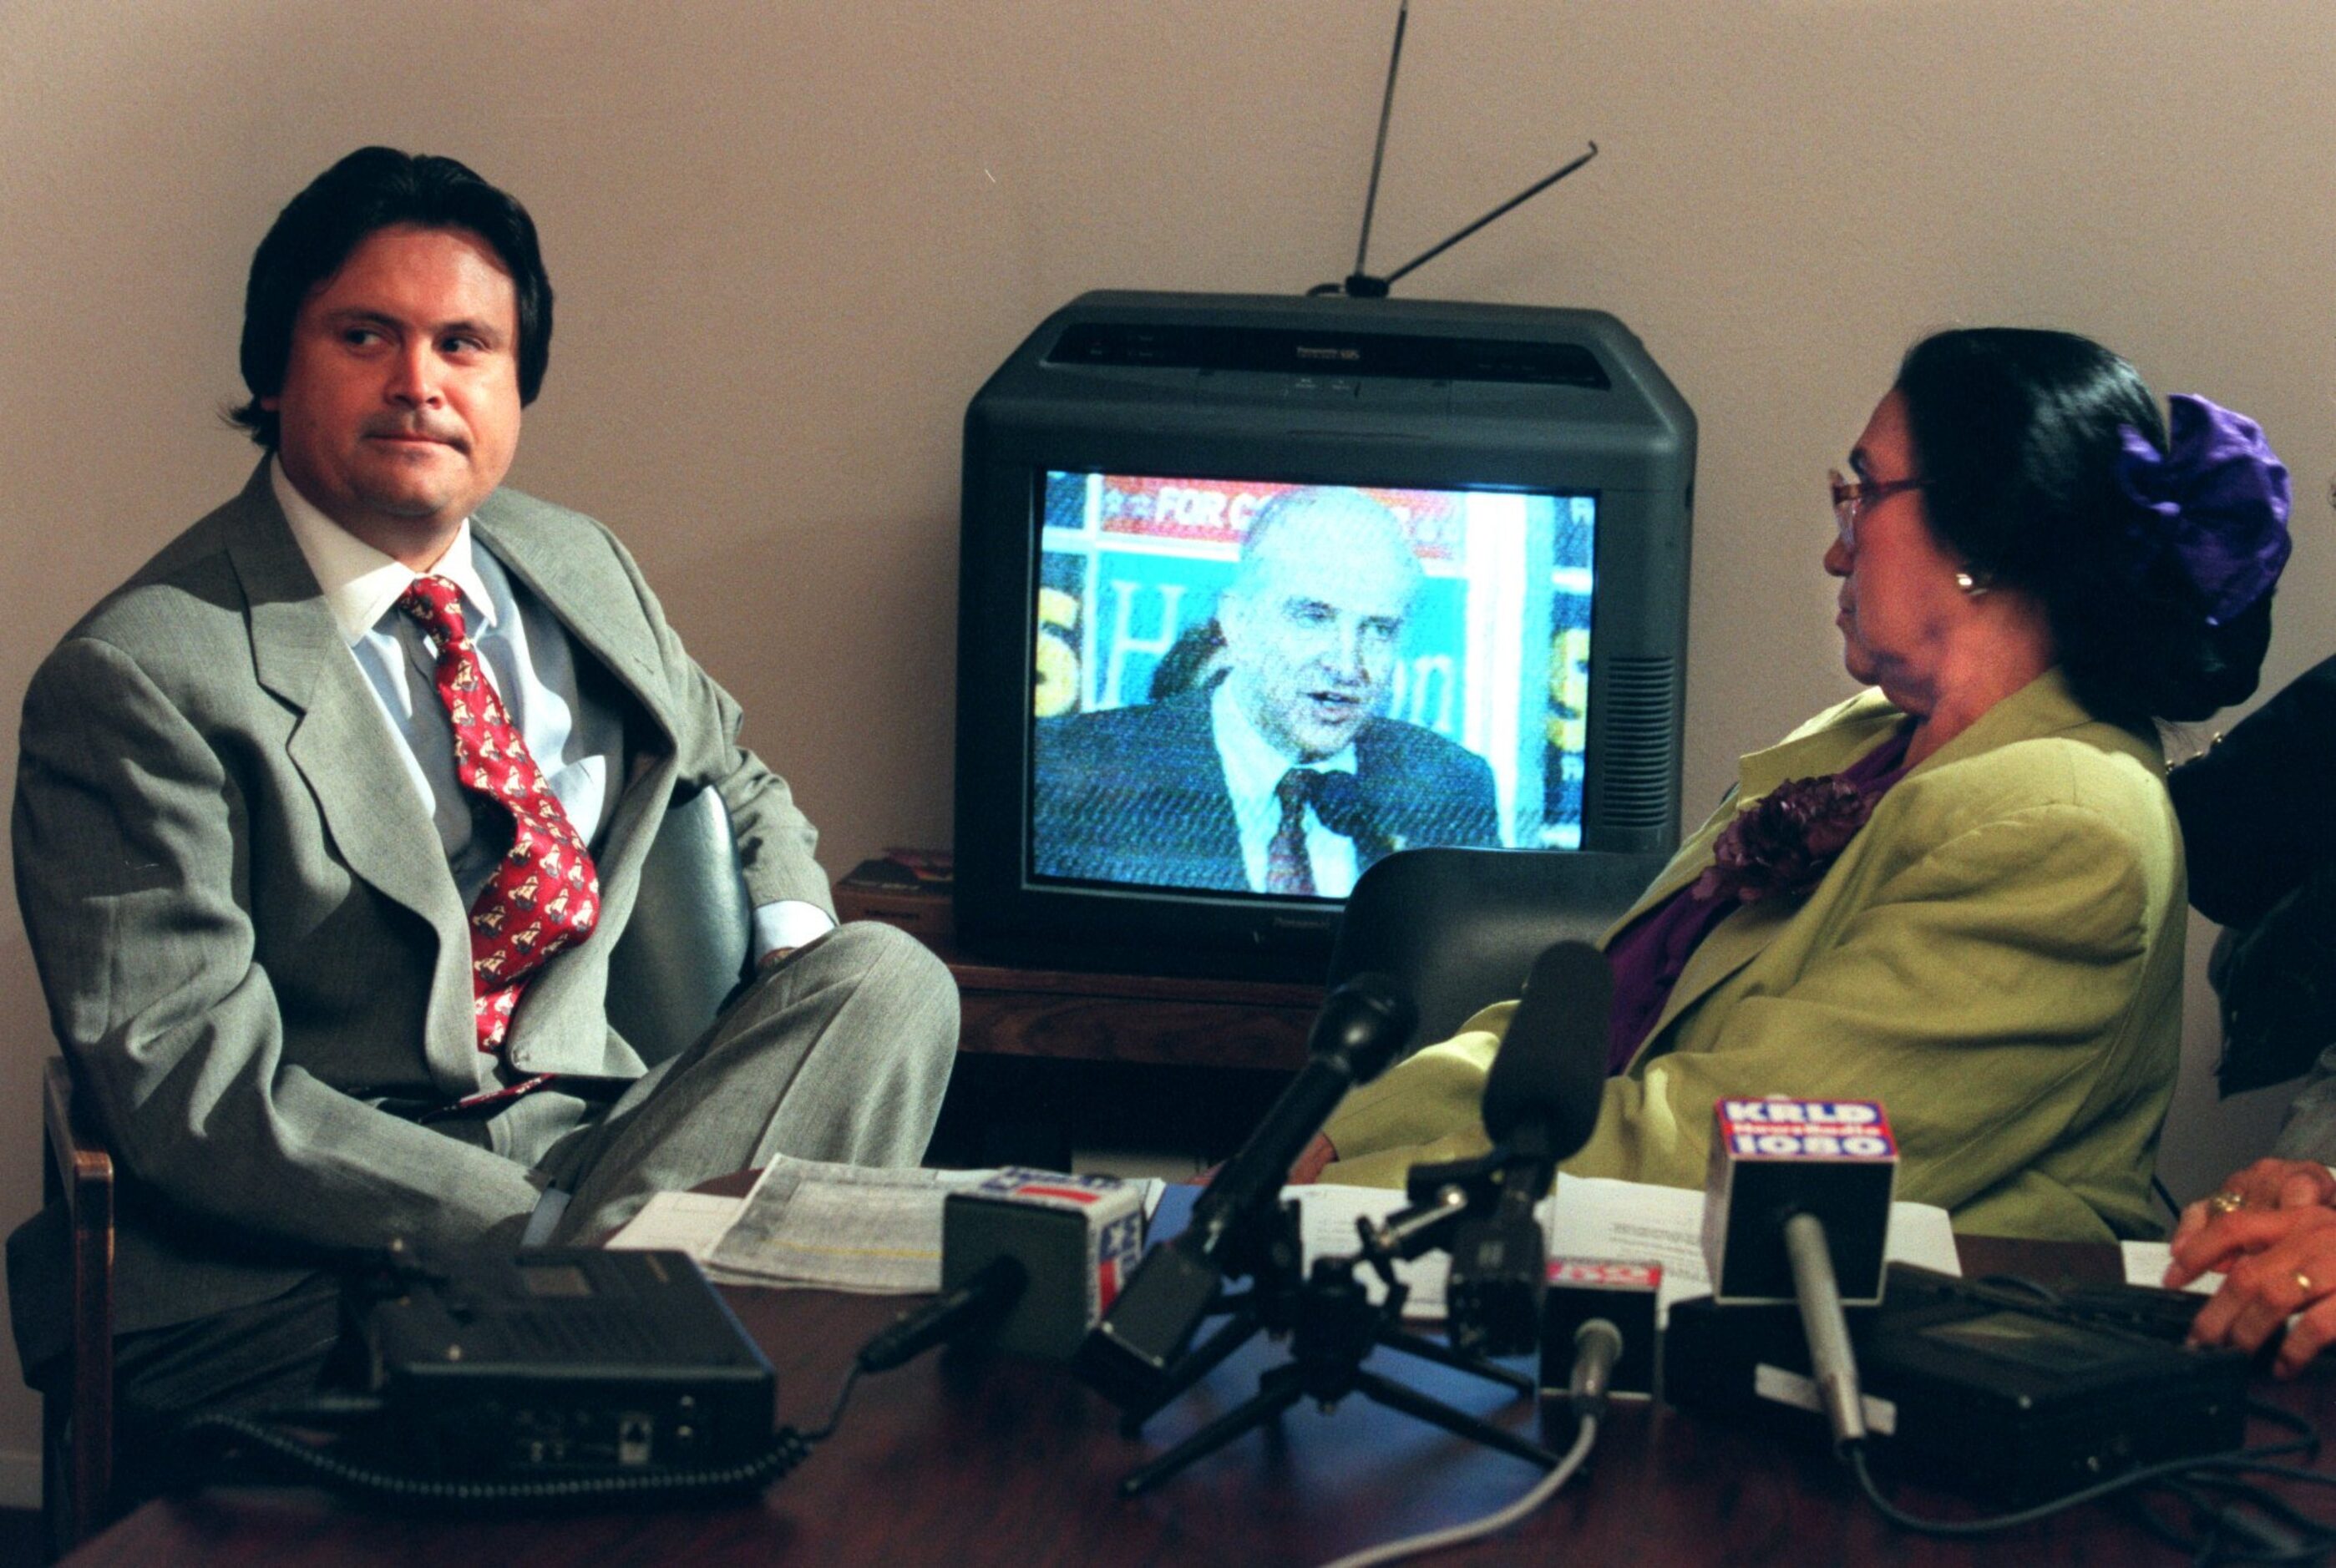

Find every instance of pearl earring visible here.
[1954,570,1989,596]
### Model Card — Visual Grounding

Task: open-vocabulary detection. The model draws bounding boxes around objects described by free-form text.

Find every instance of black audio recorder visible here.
[361,1247,776,1481]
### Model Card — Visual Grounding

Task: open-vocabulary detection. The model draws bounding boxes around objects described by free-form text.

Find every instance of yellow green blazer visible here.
[1320,670,2182,1242]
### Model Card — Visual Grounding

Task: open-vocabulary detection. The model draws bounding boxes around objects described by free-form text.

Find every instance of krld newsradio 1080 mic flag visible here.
[1700,1097,1897,1449]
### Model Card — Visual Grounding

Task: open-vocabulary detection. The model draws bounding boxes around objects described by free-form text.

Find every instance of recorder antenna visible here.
[1310,2,1600,299]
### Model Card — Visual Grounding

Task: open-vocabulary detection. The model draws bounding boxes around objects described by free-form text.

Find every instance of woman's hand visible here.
[1188,1133,1339,1188]
[2173,1202,2336,1378]
[1285,1132,1338,1186]
[2169,1157,2336,1251]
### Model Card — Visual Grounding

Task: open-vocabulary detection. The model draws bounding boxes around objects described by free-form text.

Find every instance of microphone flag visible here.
[1701,1098,1897,1307]
[944,1168,1148,1360]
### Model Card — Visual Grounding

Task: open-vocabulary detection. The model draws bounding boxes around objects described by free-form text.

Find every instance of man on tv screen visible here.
[1034,487,1499,895]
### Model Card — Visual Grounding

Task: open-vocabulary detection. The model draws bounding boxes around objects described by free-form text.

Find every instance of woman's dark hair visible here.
[230,146,553,448]
[1894,326,2270,726]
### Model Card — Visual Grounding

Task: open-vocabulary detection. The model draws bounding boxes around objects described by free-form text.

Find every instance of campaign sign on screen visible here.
[1027,473,1594,900]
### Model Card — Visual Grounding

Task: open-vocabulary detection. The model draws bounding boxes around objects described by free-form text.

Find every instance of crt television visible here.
[954,291,1695,980]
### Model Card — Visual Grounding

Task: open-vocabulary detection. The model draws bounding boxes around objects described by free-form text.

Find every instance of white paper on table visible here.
[707,1157,998,1292]
[606,1191,782,1285]
[606,1191,745,1257]
[697,1161,1169,1294]
[2121,1239,2221,1296]
[1295,1173,1960,1323]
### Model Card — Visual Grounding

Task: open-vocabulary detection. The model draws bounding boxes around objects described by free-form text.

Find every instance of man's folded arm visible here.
[15,636,541,1258]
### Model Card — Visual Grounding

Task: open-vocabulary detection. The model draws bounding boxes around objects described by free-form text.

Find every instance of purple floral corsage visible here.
[1692,775,1876,906]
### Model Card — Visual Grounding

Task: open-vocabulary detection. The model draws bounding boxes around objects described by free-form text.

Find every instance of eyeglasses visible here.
[1828,469,1924,550]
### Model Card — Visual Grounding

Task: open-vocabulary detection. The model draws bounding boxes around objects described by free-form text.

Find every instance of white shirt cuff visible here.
[754,899,837,960]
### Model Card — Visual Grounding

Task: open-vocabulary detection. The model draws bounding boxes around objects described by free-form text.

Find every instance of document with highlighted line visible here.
[706,1157,997,1292]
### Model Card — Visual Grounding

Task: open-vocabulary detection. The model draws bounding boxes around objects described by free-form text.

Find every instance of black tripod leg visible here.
[1119,1368,1306,1498]
[1117,1307,1262,1437]
[1376,1328,1535,1394]
[1350,1368,1562,1470]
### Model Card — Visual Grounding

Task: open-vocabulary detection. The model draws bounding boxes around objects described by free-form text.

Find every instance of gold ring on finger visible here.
[2207,1191,2247,1216]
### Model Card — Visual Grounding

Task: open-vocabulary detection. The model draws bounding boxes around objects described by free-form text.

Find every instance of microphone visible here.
[1080,974,1415,1404]
[859,1168,1148,1372]
[1309,772,1392,858]
[1700,1097,1898,1449]
[1568,1318,1625,1421]
[860,1257,1027,1373]
[1445,942,1613,1357]
[945,1169,1148,1361]
[1481,939,1613,1162]
[1185,973,1415,1263]
[1539,1259,1660,1404]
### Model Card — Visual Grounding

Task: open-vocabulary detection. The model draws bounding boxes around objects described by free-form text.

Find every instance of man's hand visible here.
[755,928,837,976]
[2172,1202,2336,1378]
[2170,1157,2336,1250]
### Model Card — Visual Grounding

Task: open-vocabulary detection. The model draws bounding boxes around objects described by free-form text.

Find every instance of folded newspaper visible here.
[707,1158,997,1291]
[610,1156,1165,1293]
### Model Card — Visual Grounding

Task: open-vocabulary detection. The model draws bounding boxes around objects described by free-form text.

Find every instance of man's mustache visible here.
[362,416,466,447]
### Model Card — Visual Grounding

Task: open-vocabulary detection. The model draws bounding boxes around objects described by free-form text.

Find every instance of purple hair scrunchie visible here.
[2116,393,2292,626]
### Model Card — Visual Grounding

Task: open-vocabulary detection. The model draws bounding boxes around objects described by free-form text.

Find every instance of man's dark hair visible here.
[1895,326,2269,726]
[230,146,553,448]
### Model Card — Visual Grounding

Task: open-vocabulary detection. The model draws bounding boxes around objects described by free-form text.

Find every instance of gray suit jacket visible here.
[12,462,828,1343]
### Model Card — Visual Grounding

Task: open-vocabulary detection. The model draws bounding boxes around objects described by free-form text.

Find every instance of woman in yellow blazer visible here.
[1315,327,2293,1242]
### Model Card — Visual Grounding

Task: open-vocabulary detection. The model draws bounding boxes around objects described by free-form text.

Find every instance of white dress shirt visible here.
[274,461,830,958]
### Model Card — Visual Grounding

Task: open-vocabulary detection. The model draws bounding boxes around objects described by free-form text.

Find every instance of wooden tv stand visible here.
[922,941,1325,1169]
[937,942,1322,1071]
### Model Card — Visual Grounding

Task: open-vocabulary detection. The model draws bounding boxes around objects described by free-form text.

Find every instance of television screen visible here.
[1028,474,1595,902]
[954,291,1693,981]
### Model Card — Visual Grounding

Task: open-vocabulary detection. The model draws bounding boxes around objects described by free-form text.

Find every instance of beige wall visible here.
[2,0,2332,1489]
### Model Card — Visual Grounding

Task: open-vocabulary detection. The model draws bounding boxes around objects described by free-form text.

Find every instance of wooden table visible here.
[62,1233,2335,1567]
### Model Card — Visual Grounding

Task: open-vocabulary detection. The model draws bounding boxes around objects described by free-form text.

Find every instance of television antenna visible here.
[1313,0,1599,299]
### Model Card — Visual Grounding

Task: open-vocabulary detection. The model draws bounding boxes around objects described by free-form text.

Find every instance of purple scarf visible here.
[1600,721,1916,1074]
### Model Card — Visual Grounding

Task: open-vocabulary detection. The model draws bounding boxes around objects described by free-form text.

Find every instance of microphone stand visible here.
[1117,1186,1554,1498]
[1112,1197,1308,1435]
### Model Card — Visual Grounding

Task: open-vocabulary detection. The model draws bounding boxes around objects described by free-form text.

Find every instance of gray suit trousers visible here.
[545,920,958,1240]
[112,920,956,1421]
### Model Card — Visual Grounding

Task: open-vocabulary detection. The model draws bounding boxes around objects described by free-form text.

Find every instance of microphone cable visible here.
[1311,1414,1598,1568]
[1843,1399,2336,1563]
[1312,1318,1621,1568]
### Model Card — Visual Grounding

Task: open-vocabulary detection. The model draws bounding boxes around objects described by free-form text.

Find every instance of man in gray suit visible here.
[9,148,957,1434]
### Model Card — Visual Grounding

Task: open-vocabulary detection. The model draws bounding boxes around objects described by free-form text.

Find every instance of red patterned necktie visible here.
[397,574,600,1058]
[1265,768,1317,896]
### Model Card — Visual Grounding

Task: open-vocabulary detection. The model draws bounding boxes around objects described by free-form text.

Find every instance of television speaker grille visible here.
[1592,655,1681,836]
